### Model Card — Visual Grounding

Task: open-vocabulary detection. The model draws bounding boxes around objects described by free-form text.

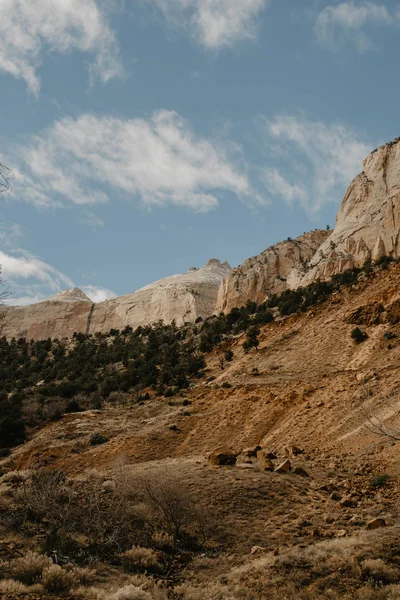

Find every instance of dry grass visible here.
[11,550,52,584]
[121,546,161,574]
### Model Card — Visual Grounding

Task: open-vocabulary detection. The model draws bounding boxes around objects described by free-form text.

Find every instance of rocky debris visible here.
[345,302,385,326]
[215,230,330,313]
[208,448,237,466]
[302,138,400,285]
[293,466,310,478]
[274,460,291,474]
[2,259,231,340]
[256,449,277,461]
[242,445,262,458]
[251,545,266,555]
[88,433,109,446]
[330,492,342,501]
[285,445,304,457]
[259,457,274,471]
[367,517,386,530]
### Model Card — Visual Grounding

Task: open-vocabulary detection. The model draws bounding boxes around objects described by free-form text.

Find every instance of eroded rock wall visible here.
[215,230,331,313]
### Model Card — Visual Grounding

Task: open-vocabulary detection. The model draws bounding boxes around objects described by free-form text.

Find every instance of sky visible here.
[0,0,399,305]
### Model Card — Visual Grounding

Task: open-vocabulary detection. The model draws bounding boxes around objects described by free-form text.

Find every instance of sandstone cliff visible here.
[215,230,331,313]
[301,138,400,285]
[3,260,231,340]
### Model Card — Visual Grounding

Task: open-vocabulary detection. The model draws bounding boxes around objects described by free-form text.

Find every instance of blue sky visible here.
[0,0,399,304]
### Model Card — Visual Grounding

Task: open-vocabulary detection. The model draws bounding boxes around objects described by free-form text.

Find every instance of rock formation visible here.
[301,138,400,285]
[2,260,231,340]
[215,230,330,313]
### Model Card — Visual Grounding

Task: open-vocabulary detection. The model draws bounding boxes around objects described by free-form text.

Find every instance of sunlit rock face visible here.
[215,230,331,313]
[3,260,231,340]
[302,139,400,285]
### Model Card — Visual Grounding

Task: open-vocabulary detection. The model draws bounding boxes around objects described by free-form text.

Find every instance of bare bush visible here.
[0,579,29,594]
[151,531,174,551]
[111,585,153,600]
[42,564,75,594]
[121,546,161,573]
[361,558,399,584]
[14,468,143,558]
[11,551,52,584]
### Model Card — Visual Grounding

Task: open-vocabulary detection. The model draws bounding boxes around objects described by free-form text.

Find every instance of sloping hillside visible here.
[2,261,400,599]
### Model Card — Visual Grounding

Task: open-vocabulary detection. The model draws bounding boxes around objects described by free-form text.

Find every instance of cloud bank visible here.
[262,114,373,212]
[147,0,270,49]
[10,110,251,212]
[315,2,397,53]
[0,0,123,95]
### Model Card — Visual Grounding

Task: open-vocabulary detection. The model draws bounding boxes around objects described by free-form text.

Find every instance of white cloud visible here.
[262,168,308,205]
[262,114,373,212]
[0,249,73,290]
[147,0,269,49]
[0,247,117,306]
[315,2,395,53]
[81,285,117,302]
[0,0,123,95]
[10,110,251,212]
[0,248,73,305]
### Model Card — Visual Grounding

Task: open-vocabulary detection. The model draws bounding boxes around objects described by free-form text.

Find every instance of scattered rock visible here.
[293,466,310,478]
[336,530,347,537]
[251,546,266,555]
[330,492,342,501]
[275,460,291,474]
[208,448,237,466]
[242,445,262,458]
[259,458,274,471]
[88,433,109,446]
[367,517,386,530]
[340,496,358,508]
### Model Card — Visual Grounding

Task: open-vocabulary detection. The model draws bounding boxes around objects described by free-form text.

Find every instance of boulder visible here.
[259,458,274,471]
[274,460,291,474]
[208,448,237,466]
[242,445,262,458]
[257,449,277,461]
[367,518,386,530]
[293,466,310,478]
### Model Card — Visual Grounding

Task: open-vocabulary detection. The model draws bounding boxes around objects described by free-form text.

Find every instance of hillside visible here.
[2,259,400,599]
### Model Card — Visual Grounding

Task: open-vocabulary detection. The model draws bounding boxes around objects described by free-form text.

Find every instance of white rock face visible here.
[88,259,232,333]
[48,287,92,303]
[215,231,331,313]
[2,259,231,340]
[302,138,400,285]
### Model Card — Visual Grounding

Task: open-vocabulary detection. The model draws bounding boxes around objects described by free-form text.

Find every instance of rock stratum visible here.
[301,138,400,285]
[2,260,231,340]
[215,230,331,314]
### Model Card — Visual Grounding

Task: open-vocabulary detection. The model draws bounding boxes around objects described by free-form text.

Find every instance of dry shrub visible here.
[42,564,75,594]
[69,565,97,585]
[12,550,52,584]
[121,546,161,573]
[0,578,29,593]
[111,584,153,600]
[388,585,400,600]
[176,582,235,600]
[361,559,399,584]
[151,531,174,551]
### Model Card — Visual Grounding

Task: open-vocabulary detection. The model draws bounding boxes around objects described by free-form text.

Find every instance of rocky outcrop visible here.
[215,230,330,313]
[3,260,231,340]
[302,138,400,285]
